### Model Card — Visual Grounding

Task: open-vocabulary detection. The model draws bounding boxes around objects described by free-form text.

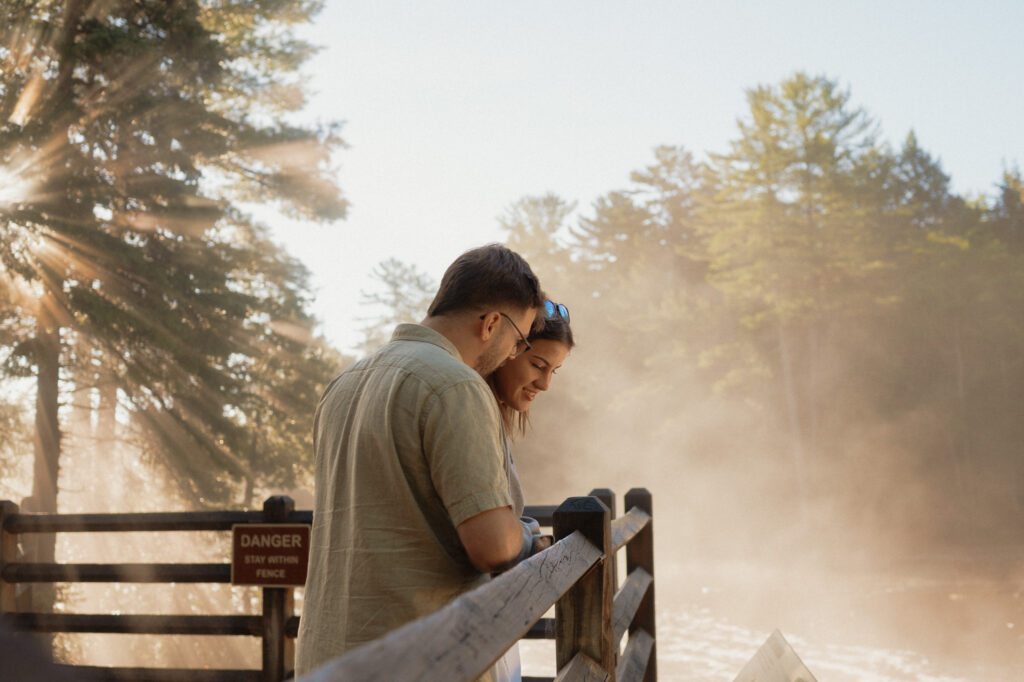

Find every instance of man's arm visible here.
[456,506,532,574]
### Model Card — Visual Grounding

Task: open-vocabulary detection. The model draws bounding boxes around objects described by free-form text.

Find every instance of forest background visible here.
[1,0,1023,675]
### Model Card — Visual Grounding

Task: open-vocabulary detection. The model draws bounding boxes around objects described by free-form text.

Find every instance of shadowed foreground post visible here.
[262,496,296,682]
[554,496,614,676]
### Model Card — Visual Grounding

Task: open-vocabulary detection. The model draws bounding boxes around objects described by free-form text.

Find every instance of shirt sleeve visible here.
[422,378,512,527]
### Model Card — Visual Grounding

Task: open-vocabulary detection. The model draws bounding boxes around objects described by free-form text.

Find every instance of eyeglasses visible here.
[481,312,532,357]
[544,300,570,323]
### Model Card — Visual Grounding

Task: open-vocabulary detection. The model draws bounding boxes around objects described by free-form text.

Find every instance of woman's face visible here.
[492,338,570,413]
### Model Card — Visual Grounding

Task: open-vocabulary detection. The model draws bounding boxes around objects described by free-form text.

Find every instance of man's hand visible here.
[522,515,553,554]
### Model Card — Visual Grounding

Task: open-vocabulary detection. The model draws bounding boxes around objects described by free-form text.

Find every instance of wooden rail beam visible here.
[612,568,652,645]
[285,615,300,638]
[2,562,230,583]
[610,509,651,554]
[615,629,654,682]
[523,504,558,527]
[554,651,611,682]
[5,613,261,635]
[524,616,556,639]
[2,510,313,534]
[57,665,262,681]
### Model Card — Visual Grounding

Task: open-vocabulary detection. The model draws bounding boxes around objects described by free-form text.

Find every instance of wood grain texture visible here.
[613,568,652,645]
[0,500,19,613]
[610,508,651,553]
[615,629,654,682]
[554,497,615,676]
[624,489,656,682]
[554,652,611,682]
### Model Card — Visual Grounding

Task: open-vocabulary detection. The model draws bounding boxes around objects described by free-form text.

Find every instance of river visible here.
[521,559,1024,681]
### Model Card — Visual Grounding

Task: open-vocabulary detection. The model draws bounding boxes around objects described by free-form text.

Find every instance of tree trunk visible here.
[31,303,62,524]
[95,371,118,512]
[27,0,86,527]
[29,299,61,615]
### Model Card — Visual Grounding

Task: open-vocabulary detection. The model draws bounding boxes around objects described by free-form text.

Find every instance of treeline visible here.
[499,74,1024,561]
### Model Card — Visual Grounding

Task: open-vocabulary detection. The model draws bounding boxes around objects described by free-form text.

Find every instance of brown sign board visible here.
[732,629,818,682]
[231,524,310,587]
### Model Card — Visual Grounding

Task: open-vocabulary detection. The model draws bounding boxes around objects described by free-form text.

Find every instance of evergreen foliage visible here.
[499,73,1024,556]
[357,258,435,354]
[0,0,346,513]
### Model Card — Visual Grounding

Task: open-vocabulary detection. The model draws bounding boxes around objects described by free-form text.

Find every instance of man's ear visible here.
[478,311,500,342]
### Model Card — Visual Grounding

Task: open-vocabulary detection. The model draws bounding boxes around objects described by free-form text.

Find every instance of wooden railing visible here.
[0,495,304,682]
[0,488,656,682]
[300,488,657,682]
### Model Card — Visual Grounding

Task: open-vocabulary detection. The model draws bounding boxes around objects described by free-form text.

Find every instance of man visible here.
[296,244,546,677]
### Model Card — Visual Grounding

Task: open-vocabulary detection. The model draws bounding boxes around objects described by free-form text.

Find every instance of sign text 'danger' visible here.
[231,524,310,587]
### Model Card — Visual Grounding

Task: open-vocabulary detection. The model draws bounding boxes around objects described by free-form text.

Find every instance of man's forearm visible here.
[457,508,551,573]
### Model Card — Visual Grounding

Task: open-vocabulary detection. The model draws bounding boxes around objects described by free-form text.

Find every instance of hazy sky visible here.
[280,1,1024,352]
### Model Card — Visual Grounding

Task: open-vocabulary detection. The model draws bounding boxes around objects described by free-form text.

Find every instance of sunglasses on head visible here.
[544,300,570,323]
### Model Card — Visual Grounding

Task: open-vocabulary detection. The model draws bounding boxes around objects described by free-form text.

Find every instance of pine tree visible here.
[0,0,346,532]
[357,258,435,355]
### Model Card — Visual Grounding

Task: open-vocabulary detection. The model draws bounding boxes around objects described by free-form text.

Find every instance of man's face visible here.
[474,307,538,377]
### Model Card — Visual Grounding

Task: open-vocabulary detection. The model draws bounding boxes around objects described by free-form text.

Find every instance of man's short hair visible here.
[427,244,543,318]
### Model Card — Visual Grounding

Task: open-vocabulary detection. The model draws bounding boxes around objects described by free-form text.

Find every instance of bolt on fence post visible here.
[624,488,656,682]
[262,495,295,682]
[553,495,615,678]
[1,500,19,615]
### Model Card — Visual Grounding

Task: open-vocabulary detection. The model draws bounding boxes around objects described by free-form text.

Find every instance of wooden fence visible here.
[0,488,655,682]
[300,487,657,682]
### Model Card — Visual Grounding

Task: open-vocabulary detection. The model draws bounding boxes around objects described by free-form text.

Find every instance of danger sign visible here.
[231,524,310,587]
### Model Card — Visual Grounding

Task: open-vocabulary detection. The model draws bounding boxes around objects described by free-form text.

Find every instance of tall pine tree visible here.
[0,1,346,533]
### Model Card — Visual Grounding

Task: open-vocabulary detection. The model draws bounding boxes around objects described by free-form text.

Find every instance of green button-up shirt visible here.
[297,324,521,676]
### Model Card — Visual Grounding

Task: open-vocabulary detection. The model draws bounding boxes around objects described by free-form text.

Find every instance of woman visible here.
[489,299,574,441]
[488,300,573,682]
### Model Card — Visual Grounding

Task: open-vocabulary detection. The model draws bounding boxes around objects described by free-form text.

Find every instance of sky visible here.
[279,0,1024,352]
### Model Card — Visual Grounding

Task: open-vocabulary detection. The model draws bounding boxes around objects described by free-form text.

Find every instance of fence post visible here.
[587,489,615,526]
[1,500,18,615]
[624,488,656,682]
[553,495,614,678]
[588,488,617,591]
[262,495,295,682]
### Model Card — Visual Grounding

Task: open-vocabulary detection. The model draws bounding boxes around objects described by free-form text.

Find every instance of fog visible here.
[508,246,1024,679]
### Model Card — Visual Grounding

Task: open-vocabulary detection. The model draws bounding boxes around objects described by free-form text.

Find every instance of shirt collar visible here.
[391,323,463,362]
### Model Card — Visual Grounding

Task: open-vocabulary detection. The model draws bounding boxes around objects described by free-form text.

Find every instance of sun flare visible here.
[0,165,36,208]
